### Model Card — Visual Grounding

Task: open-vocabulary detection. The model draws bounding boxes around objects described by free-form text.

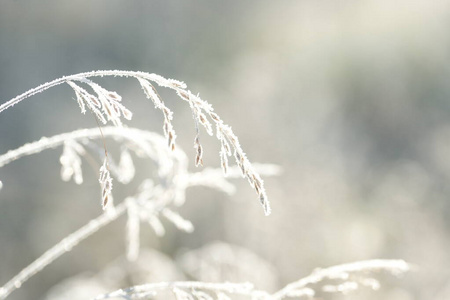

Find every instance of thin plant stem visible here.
[0,127,172,168]
[0,70,271,214]
[271,259,410,300]
[94,281,257,300]
[0,70,182,114]
[0,202,128,300]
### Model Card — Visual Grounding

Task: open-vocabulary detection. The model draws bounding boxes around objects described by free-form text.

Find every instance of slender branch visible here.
[0,202,127,300]
[0,70,184,114]
[94,281,256,300]
[271,259,410,299]
[0,126,190,300]
[1,69,271,215]
[93,259,411,300]
[0,127,180,168]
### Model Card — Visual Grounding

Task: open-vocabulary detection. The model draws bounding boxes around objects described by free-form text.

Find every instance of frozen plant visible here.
[0,71,278,299]
[0,125,279,299]
[94,259,411,300]
[0,70,410,300]
[0,70,270,215]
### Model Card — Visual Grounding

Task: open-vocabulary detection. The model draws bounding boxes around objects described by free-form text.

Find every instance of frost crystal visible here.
[99,158,113,210]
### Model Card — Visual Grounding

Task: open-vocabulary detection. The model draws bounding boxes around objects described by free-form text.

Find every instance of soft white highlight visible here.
[0,70,270,214]
[0,126,279,299]
[93,259,410,300]
[272,259,411,299]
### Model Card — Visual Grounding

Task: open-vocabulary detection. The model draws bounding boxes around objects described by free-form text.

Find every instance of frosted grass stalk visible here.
[0,70,271,214]
[0,203,127,300]
[272,259,410,299]
[94,281,255,300]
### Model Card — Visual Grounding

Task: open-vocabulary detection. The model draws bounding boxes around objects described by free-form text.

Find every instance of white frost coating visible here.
[99,158,113,210]
[0,124,282,299]
[93,259,410,300]
[0,70,271,215]
[272,259,411,300]
[0,70,281,299]
[0,128,188,300]
[94,282,255,300]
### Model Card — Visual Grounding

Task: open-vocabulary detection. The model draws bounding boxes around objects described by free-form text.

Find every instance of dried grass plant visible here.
[0,71,410,299]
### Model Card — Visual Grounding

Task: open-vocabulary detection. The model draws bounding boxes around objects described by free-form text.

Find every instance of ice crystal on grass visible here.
[272,259,411,299]
[138,77,177,151]
[99,158,113,210]
[0,65,285,300]
[67,80,132,126]
[0,70,272,215]
[95,282,255,300]
[194,136,204,167]
[0,66,413,300]
[95,259,410,300]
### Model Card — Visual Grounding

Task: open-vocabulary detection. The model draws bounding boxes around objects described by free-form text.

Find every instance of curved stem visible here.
[0,126,189,300]
[271,259,410,299]
[0,202,128,300]
[0,70,271,215]
[94,281,257,300]
[0,70,183,114]
[0,127,173,168]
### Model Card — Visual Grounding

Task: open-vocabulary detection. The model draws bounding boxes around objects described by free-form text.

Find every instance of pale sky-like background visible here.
[2,1,450,299]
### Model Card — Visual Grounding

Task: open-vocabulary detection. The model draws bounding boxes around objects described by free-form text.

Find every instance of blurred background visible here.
[1,0,450,299]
